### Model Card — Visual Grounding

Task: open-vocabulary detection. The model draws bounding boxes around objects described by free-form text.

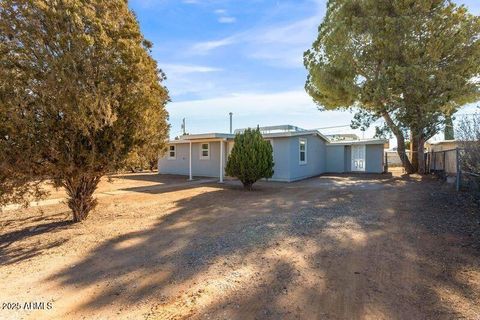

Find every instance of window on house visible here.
[299,138,307,165]
[200,143,210,159]
[168,145,176,159]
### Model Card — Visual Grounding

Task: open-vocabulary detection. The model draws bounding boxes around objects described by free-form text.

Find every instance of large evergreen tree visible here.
[225,128,274,190]
[0,0,169,221]
[305,0,480,173]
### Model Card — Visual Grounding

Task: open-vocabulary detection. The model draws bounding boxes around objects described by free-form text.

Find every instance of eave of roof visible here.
[262,130,330,141]
[168,130,330,143]
[327,139,388,146]
[427,139,457,145]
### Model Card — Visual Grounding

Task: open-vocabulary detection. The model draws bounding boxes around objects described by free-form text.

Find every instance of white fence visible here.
[385,151,412,167]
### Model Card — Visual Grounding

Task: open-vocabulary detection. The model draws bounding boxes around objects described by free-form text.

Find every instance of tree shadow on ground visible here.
[113,173,209,184]
[0,218,72,266]
[116,178,215,195]
[45,174,480,318]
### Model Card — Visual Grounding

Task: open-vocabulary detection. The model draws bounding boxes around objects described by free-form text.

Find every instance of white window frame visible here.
[168,145,176,160]
[299,138,307,165]
[200,142,210,160]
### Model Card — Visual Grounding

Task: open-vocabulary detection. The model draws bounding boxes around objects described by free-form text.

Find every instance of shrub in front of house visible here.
[225,128,274,190]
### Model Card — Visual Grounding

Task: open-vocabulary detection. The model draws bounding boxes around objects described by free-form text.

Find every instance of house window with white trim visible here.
[200,143,210,160]
[299,138,307,165]
[168,145,176,159]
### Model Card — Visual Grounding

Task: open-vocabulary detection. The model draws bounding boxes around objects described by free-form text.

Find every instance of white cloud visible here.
[187,6,324,67]
[167,90,370,137]
[159,63,222,97]
[161,63,222,76]
[213,8,236,24]
[190,36,237,54]
[218,16,236,24]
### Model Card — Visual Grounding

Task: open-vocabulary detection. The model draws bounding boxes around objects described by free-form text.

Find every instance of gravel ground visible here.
[0,172,479,320]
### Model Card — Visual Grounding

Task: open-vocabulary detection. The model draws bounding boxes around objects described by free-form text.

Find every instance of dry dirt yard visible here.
[1,172,479,320]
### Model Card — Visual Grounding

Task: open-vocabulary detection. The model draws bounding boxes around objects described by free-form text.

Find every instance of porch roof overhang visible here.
[167,135,233,144]
[180,133,234,140]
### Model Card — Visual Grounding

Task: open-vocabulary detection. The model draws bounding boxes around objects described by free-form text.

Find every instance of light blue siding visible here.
[158,141,224,178]
[326,145,345,173]
[158,143,190,175]
[365,144,384,173]
[158,137,384,180]
[287,135,326,181]
[269,137,291,182]
[344,146,351,172]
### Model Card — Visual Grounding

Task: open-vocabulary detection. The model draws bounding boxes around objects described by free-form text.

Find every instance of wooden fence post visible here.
[443,151,446,171]
[384,152,388,173]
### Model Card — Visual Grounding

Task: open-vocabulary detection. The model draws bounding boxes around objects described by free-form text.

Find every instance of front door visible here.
[351,145,366,172]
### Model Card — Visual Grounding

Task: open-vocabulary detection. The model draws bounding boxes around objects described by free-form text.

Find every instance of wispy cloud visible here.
[190,36,237,54]
[218,16,236,24]
[187,4,324,67]
[167,90,366,137]
[213,8,236,24]
[161,63,222,76]
[160,63,222,97]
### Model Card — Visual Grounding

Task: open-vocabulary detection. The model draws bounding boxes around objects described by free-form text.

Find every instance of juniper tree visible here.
[305,0,480,173]
[0,0,169,221]
[225,128,274,190]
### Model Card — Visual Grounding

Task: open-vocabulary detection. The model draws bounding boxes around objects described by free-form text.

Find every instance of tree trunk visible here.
[242,181,253,191]
[444,114,455,140]
[63,174,101,222]
[149,160,156,172]
[417,136,426,174]
[410,132,418,172]
[382,112,415,173]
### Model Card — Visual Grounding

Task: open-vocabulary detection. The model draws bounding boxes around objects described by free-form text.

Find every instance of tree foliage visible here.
[0,0,169,221]
[225,128,274,190]
[457,110,480,176]
[305,0,480,173]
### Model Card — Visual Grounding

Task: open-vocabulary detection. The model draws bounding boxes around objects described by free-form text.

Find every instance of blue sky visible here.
[129,0,480,141]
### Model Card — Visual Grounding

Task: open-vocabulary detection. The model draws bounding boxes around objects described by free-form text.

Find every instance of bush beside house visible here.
[225,128,274,190]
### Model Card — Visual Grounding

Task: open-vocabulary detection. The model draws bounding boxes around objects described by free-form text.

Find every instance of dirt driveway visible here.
[1,172,479,319]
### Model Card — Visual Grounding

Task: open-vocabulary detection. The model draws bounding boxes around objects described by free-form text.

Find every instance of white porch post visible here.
[219,140,224,183]
[189,141,192,180]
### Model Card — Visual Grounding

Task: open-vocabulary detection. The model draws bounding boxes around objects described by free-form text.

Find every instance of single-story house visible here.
[158,125,387,182]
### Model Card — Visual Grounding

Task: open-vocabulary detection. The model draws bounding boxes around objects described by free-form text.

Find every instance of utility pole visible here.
[181,118,186,135]
[229,112,233,134]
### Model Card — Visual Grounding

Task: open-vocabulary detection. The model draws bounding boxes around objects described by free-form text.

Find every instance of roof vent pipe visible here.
[229,112,233,134]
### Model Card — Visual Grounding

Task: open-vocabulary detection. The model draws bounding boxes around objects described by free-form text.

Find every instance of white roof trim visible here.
[169,130,330,143]
[179,133,235,140]
[262,130,330,141]
[327,139,387,146]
